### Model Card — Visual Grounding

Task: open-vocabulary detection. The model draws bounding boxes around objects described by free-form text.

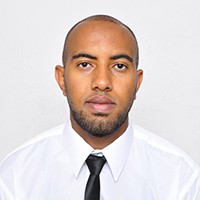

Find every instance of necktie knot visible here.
[86,154,106,175]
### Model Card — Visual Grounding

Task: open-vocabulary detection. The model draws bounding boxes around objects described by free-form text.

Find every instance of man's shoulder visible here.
[131,124,200,199]
[0,123,66,169]
[132,124,200,171]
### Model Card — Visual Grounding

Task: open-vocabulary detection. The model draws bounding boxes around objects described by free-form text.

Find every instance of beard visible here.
[70,101,133,137]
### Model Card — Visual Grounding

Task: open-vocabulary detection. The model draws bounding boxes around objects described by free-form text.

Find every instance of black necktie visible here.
[84,154,106,200]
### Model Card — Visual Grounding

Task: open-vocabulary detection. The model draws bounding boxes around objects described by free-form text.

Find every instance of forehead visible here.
[66,20,137,57]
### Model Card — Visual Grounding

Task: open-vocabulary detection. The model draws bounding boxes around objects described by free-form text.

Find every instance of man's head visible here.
[55,15,143,145]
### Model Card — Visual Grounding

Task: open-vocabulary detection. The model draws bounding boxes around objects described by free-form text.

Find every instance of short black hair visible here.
[62,14,139,68]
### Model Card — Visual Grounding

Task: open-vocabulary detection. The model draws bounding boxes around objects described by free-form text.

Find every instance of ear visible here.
[55,65,67,96]
[136,69,143,92]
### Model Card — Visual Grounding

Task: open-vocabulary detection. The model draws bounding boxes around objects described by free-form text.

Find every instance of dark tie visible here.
[84,154,106,200]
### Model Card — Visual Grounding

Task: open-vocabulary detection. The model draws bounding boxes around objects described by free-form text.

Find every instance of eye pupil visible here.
[117,64,124,69]
[82,62,88,67]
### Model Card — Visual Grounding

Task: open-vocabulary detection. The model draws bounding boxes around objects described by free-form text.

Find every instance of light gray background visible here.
[0,0,200,165]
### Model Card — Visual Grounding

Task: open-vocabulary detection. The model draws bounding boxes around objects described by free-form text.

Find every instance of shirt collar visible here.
[62,121,94,178]
[61,120,133,182]
[102,124,133,182]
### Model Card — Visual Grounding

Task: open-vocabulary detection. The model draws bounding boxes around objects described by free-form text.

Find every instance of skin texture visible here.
[55,19,143,149]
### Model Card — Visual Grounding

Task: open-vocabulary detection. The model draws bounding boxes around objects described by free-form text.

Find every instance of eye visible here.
[113,63,127,71]
[78,62,91,68]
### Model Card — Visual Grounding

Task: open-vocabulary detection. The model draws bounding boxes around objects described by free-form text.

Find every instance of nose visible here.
[91,66,112,92]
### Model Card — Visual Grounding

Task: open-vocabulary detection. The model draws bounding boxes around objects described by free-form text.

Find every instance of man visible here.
[0,15,200,200]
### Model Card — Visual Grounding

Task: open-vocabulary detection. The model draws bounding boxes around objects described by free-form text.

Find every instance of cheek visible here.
[116,78,136,99]
[65,74,89,103]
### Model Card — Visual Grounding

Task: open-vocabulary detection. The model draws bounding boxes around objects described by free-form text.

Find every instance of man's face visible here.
[56,20,143,137]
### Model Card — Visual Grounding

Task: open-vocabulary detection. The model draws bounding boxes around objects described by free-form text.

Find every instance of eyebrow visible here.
[72,53,133,63]
[72,53,97,60]
[110,54,133,63]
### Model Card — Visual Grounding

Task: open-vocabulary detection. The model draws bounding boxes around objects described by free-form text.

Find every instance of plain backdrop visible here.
[0,0,200,165]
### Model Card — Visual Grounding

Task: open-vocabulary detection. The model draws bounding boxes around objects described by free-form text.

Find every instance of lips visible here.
[85,95,116,113]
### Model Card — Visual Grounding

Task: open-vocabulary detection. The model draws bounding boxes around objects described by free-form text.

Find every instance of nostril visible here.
[92,85,112,92]
[91,80,112,92]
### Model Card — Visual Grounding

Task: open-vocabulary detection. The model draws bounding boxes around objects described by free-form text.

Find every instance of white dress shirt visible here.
[0,120,200,200]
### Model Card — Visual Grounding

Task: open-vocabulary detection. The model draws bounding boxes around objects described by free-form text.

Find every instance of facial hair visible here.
[70,99,134,137]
